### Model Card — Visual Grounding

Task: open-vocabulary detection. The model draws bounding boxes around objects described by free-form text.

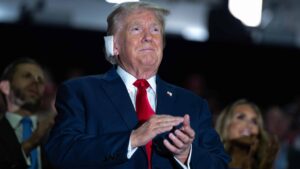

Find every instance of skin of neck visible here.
[15,108,33,117]
[121,65,157,79]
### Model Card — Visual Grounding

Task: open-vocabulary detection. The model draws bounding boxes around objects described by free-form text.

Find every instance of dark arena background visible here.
[1,23,299,110]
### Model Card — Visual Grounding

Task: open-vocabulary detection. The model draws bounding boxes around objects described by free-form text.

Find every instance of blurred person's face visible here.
[266,108,290,139]
[114,9,163,78]
[10,63,45,108]
[228,104,259,140]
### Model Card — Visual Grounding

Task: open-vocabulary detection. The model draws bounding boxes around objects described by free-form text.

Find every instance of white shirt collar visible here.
[5,112,38,130]
[116,66,156,92]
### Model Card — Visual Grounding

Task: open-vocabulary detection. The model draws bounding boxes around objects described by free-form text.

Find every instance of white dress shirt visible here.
[5,112,42,169]
[116,67,191,169]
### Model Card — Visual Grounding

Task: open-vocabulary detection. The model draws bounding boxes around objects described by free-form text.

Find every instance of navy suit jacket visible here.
[45,68,230,169]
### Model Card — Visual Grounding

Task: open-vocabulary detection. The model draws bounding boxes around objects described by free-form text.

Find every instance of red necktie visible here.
[133,79,155,169]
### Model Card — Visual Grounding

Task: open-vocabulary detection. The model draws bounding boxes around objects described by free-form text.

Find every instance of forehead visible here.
[124,9,160,24]
[233,104,257,116]
[15,63,44,75]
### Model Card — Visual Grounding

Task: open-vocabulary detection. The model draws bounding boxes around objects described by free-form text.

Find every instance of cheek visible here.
[228,122,241,139]
[252,126,259,135]
[155,42,163,58]
[155,38,163,48]
[12,81,26,91]
[39,86,45,93]
[125,40,138,55]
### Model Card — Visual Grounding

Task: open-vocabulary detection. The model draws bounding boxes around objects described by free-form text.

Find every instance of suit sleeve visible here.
[190,99,231,169]
[45,83,130,168]
[0,144,28,169]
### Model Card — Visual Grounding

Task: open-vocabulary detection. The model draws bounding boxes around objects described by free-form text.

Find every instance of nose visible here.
[32,75,39,82]
[244,120,257,131]
[142,31,153,42]
[31,75,44,85]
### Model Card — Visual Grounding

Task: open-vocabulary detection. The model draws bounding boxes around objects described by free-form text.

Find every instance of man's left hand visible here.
[163,114,195,164]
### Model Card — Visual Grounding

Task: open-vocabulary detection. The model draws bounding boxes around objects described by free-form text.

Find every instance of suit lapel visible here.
[156,77,176,116]
[0,117,21,151]
[0,116,28,167]
[101,68,138,130]
[101,71,177,159]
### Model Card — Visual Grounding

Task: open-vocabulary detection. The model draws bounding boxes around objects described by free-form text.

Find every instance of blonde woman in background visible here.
[216,99,279,169]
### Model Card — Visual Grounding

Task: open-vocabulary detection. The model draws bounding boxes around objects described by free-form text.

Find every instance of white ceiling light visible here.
[228,0,263,27]
[106,0,139,4]
[0,4,19,23]
[181,26,208,42]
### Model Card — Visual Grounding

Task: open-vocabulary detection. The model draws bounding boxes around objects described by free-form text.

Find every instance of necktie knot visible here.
[21,116,33,126]
[133,79,150,89]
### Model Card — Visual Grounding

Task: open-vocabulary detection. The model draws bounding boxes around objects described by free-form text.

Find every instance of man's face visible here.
[115,10,164,76]
[10,63,45,108]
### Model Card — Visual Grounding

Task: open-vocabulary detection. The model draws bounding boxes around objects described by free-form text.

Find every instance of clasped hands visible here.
[130,114,195,163]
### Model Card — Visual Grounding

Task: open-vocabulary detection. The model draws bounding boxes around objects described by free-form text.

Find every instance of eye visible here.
[23,72,33,79]
[36,76,45,84]
[22,72,45,84]
[236,113,245,120]
[251,118,258,125]
[151,26,161,34]
[130,26,141,33]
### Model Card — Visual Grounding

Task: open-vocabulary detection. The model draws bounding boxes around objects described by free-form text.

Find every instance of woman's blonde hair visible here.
[215,99,272,168]
[216,99,267,141]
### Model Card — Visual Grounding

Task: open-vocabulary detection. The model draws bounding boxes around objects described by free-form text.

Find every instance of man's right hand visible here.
[130,115,183,148]
[22,113,56,155]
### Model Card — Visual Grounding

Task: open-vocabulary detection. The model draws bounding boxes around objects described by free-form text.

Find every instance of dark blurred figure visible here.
[265,102,300,169]
[208,0,253,43]
[282,99,300,169]
[0,58,55,169]
[64,67,86,80]
[264,106,291,169]
[183,73,222,125]
[184,73,207,97]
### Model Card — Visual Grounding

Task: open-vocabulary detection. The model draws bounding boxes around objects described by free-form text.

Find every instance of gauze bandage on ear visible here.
[104,35,117,64]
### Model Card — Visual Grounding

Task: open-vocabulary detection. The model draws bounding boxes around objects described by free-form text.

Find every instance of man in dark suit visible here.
[0,58,55,169]
[45,2,230,169]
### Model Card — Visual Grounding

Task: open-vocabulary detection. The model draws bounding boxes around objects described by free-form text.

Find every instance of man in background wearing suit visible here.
[0,58,55,169]
[45,2,230,169]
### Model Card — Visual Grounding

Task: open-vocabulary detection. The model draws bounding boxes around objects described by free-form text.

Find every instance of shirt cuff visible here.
[21,148,31,165]
[127,132,138,159]
[174,145,192,169]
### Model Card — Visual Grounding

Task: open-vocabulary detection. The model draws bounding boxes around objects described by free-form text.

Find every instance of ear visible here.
[0,80,10,96]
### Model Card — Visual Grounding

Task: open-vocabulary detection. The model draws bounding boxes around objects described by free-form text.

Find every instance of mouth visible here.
[139,47,155,52]
[240,129,251,137]
[27,89,40,97]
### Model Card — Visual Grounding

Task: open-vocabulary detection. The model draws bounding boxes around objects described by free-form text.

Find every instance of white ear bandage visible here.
[104,35,114,58]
